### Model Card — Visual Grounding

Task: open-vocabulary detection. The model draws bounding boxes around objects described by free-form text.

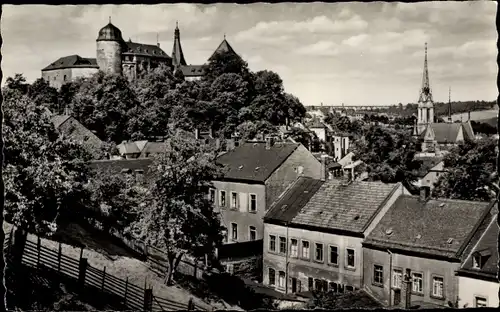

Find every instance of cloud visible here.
[342,34,368,47]
[295,40,339,56]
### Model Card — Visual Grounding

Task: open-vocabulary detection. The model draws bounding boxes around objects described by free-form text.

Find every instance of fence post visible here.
[143,288,153,312]
[101,266,106,291]
[57,243,62,273]
[36,236,41,268]
[78,257,88,287]
[123,277,129,306]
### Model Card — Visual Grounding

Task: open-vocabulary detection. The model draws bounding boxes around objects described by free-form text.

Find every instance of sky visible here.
[1,2,497,106]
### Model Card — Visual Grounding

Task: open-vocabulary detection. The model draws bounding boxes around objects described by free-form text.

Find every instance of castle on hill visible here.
[41,18,240,89]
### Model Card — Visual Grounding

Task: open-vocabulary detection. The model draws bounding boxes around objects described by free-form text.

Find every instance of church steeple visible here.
[416,42,435,134]
[171,21,187,67]
[418,42,433,104]
[448,86,452,123]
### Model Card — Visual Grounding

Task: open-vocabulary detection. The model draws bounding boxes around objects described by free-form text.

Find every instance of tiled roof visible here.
[422,122,474,143]
[117,142,141,155]
[51,115,72,129]
[171,26,187,67]
[306,120,326,129]
[291,180,400,234]
[461,121,475,140]
[216,142,299,183]
[123,41,170,58]
[265,177,324,223]
[97,22,123,41]
[208,38,239,61]
[459,214,498,277]
[415,156,444,178]
[89,158,154,177]
[364,195,493,259]
[42,55,99,71]
[178,65,204,77]
[139,142,169,158]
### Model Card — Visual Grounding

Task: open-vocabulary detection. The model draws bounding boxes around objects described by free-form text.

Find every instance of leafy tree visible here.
[69,71,139,143]
[3,92,94,247]
[308,290,382,309]
[130,130,225,285]
[236,120,277,141]
[27,78,60,113]
[202,50,251,85]
[5,73,29,94]
[433,137,497,201]
[58,80,84,114]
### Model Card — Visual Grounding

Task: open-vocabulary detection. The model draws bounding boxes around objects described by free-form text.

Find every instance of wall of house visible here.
[263,223,364,293]
[265,144,322,208]
[363,248,460,307]
[311,128,326,142]
[212,180,266,243]
[419,162,445,189]
[71,67,100,80]
[42,67,99,89]
[457,276,499,308]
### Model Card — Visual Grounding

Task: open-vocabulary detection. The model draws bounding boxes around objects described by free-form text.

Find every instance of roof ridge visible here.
[268,176,316,212]
[365,237,459,254]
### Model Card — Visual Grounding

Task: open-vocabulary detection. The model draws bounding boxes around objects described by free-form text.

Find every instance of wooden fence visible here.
[5,230,205,311]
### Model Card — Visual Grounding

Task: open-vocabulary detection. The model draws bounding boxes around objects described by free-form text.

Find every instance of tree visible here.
[433,137,497,201]
[27,78,60,113]
[130,130,225,285]
[3,91,94,251]
[202,50,251,85]
[5,73,29,94]
[70,71,139,143]
[236,120,277,141]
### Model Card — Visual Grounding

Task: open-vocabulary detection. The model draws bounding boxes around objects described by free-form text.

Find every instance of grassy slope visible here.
[3,221,242,311]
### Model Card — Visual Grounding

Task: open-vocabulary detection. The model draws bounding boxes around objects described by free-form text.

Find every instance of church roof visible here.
[42,55,99,71]
[421,122,474,143]
[178,65,204,77]
[171,24,187,67]
[208,38,239,61]
[97,22,124,42]
[123,41,170,58]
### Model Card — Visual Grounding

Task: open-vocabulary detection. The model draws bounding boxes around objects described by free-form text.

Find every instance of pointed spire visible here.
[448,86,452,123]
[172,22,187,67]
[418,42,433,104]
[109,16,111,24]
[224,33,226,40]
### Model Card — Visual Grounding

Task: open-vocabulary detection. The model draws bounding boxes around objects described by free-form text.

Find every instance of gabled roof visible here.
[51,115,72,129]
[458,214,498,280]
[117,142,141,155]
[216,142,299,183]
[422,122,473,143]
[171,25,187,67]
[415,156,444,178]
[291,180,401,234]
[139,142,169,158]
[461,120,475,140]
[208,38,239,61]
[123,41,170,58]
[364,195,493,259]
[89,158,154,178]
[265,177,324,223]
[178,65,204,77]
[42,55,99,71]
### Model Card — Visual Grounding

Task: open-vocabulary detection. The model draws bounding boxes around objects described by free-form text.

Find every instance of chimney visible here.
[419,186,430,202]
[265,136,273,149]
[320,155,327,181]
[194,128,200,140]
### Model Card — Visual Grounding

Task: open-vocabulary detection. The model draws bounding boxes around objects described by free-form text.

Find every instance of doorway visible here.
[291,278,297,293]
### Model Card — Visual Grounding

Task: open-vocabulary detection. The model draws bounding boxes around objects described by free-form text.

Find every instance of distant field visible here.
[451,109,498,122]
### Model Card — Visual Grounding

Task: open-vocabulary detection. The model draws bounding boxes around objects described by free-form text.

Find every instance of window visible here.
[412,273,423,293]
[346,248,355,268]
[268,268,276,286]
[269,235,276,252]
[373,265,384,285]
[308,277,314,291]
[249,226,256,241]
[329,282,337,293]
[329,246,338,265]
[432,276,444,298]
[249,194,257,212]
[219,191,226,207]
[63,75,67,81]
[475,296,487,308]
[315,243,324,262]
[231,223,238,241]
[279,237,287,254]
[209,189,215,203]
[231,192,238,208]
[278,271,286,288]
[302,241,310,259]
[392,269,403,289]
[290,239,298,257]
[314,279,323,291]
[473,253,481,269]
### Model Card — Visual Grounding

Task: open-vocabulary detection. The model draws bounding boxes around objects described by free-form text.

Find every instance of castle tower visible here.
[416,43,434,134]
[96,17,124,75]
[171,21,187,68]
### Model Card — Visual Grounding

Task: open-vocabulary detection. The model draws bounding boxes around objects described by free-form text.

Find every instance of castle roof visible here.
[42,55,99,71]
[208,38,239,61]
[123,41,170,58]
[97,22,124,42]
[172,23,187,67]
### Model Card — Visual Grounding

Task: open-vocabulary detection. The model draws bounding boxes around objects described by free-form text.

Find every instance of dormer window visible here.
[472,249,491,269]
[472,253,481,269]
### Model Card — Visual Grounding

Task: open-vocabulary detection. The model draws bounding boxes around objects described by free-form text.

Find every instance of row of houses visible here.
[261,171,498,308]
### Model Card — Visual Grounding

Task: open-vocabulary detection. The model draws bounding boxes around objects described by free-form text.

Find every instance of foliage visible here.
[3,91,94,236]
[351,125,422,184]
[236,120,277,141]
[471,119,497,135]
[130,130,225,285]
[69,71,139,143]
[433,137,498,201]
[308,290,382,309]
[202,50,251,86]
[5,73,29,94]
[27,78,60,113]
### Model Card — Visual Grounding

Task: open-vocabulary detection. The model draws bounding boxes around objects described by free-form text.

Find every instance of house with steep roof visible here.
[362,189,495,308]
[412,156,445,191]
[262,174,407,294]
[456,213,499,308]
[419,121,475,155]
[51,114,103,157]
[42,55,100,89]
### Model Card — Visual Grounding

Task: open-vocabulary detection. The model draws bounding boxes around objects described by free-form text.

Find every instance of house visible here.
[331,134,350,162]
[51,114,104,157]
[116,140,168,159]
[262,170,407,294]
[418,121,475,155]
[89,158,154,182]
[413,157,445,190]
[456,213,499,308]
[307,120,329,142]
[362,188,495,308]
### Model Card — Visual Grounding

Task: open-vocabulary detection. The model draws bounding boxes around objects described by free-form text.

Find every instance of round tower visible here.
[96,18,123,75]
